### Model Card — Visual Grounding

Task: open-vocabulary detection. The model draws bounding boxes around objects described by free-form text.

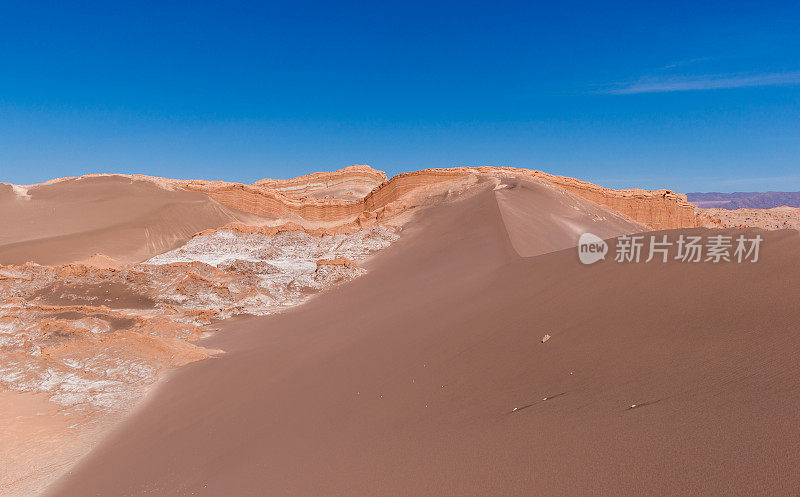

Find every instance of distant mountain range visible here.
[686,192,800,209]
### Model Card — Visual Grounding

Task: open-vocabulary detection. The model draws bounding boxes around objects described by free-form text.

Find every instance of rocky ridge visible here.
[8,166,702,232]
[177,166,702,230]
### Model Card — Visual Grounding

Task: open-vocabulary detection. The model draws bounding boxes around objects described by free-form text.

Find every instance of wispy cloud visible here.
[603,70,800,94]
[660,57,714,70]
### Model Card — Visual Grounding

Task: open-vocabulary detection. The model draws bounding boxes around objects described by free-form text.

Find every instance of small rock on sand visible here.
[541,334,551,343]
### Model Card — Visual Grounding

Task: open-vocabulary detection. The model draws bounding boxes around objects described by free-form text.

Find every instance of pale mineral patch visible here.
[10,185,31,200]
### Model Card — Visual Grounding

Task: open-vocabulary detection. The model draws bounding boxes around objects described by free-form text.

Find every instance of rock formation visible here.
[252,164,387,200]
[177,166,702,230]
[697,206,800,230]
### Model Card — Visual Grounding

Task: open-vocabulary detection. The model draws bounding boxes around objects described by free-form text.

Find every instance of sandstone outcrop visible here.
[6,166,704,236]
[316,257,357,268]
[527,172,699,230]
[253,164,387,200]
[180,166,702,231]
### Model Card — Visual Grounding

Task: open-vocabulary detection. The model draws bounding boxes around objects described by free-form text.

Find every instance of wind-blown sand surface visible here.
[0,176,259,265]
[45,179,800,496]
[0,391,109,497]
[494,177,643,256]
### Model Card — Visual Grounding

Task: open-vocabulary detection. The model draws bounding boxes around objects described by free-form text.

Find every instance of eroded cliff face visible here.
[176,166,702,231]
[6,165,703,234]
[252,164,387,200]
[530,173,699,230]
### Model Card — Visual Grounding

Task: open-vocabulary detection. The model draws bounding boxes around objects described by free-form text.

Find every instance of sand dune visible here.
[494,176,643,256]
[0,176,259,265]
[44,179,800,496]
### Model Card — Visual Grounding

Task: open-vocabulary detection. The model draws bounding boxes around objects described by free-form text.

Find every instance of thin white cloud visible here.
[660,57,714,70]
[604,70,800,94]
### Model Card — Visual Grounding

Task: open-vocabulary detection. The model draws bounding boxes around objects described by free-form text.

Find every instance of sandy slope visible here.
[0,176,259,265]
[45,178,800,496]
[494,176,643,256]
[0,392,108,497]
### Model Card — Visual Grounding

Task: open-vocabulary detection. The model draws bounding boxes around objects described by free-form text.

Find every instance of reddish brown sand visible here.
[0,176,258,265]
[0,391,108,497]
[494,176,643,256]
[46,183,800,496]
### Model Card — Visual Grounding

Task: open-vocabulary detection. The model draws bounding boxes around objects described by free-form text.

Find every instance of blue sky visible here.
[1,1,799,191]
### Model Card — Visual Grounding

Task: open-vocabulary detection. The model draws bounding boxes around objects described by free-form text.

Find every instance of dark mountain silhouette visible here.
[687,191,800,209]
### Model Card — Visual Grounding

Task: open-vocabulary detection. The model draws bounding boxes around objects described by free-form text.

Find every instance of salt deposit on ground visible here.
[0,226,398,415]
